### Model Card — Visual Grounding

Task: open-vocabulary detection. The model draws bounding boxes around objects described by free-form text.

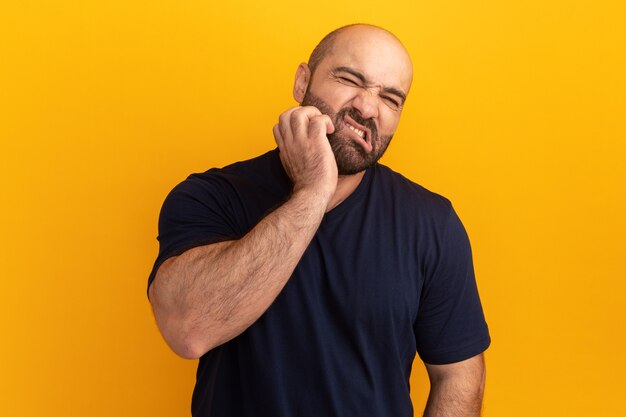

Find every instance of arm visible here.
[423,353,486,417]
[149,106,337,359]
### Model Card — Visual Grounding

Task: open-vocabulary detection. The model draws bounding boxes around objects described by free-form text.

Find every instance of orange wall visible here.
[1,1,625,416]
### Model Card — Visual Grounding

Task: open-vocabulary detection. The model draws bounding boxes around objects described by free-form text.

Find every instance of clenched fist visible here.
[273,106,338,205]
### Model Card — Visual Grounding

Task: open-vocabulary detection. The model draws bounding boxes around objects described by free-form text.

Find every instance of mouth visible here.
[343,115,373,153]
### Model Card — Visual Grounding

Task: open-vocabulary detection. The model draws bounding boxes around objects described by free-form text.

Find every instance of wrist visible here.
[290,185,334,213]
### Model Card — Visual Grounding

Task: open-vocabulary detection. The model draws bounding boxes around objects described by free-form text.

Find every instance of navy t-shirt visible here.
[148,149,490,417]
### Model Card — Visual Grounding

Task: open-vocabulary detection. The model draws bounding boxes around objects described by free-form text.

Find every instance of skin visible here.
[292,25,413,185]
[424,355,486,417]
[149,24,485,416]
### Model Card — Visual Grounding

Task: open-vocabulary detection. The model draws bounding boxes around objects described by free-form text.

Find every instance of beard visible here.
[301,90,394,175]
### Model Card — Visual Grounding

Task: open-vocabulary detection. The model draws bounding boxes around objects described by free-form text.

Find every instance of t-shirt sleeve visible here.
[147,175,242,297]
[414,204,491,364]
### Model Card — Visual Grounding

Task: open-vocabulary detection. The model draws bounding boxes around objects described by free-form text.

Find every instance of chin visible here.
[331,141,377,175]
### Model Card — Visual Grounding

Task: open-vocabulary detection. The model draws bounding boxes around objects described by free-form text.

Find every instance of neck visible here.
[326,171,366,212]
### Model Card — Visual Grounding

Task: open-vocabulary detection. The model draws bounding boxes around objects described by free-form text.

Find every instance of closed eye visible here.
[381,95,401,109]
[337,76,359,86]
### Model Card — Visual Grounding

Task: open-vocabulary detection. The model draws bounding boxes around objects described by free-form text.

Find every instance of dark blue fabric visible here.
[148,149,490,417]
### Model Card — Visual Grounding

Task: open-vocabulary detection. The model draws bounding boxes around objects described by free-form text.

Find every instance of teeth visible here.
[348,125,365,138]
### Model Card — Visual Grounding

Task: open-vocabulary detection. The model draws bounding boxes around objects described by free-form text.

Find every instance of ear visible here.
[293,63,311,103]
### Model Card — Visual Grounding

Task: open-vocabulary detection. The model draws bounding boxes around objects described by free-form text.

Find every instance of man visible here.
[148,24,490,417]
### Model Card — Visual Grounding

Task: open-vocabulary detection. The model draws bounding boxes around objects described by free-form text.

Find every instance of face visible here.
[295,27,413,175]
[301,88,393,175]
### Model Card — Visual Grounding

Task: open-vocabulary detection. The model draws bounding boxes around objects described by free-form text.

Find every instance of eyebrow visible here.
[334,66,407,104]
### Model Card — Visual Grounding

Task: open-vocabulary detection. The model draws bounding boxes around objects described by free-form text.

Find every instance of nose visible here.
[351,89,379,120]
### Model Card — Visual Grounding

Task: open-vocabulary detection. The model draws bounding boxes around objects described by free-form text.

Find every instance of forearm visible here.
[149,188,328,358]
[423,380,483,417]
[423,355,486,417]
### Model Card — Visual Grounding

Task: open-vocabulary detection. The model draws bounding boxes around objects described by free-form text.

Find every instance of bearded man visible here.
[148,24,491,417]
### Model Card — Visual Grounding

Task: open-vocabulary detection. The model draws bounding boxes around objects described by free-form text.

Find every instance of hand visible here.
[273,106,338,202]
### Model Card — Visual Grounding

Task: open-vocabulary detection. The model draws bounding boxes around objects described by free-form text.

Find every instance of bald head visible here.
[307,24,413,91]
[292,24,413,174]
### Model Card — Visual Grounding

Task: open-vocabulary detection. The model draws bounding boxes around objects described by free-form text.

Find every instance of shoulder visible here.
[158,149,290,229]
[371,163,453,220]
[188,149,287,188]
[169,149,290,202]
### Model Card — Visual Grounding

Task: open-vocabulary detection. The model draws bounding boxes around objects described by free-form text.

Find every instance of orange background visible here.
[1,1,625,416]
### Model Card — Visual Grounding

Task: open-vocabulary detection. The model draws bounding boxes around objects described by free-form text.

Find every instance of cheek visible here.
[333,90,360,109]
[378,111,401,136]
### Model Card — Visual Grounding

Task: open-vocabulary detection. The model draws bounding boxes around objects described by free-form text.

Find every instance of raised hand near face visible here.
[273,106,338,206]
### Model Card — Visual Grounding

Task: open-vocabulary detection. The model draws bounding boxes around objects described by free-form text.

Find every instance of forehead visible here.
[321,28,413,93]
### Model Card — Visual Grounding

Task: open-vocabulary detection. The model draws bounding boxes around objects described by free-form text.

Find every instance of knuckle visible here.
[290,111,303,129]
[278,125,288,139]
[272,124,281,138]
[278,116,290,137]
[278,111,290,126]
[310,115,327,130]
